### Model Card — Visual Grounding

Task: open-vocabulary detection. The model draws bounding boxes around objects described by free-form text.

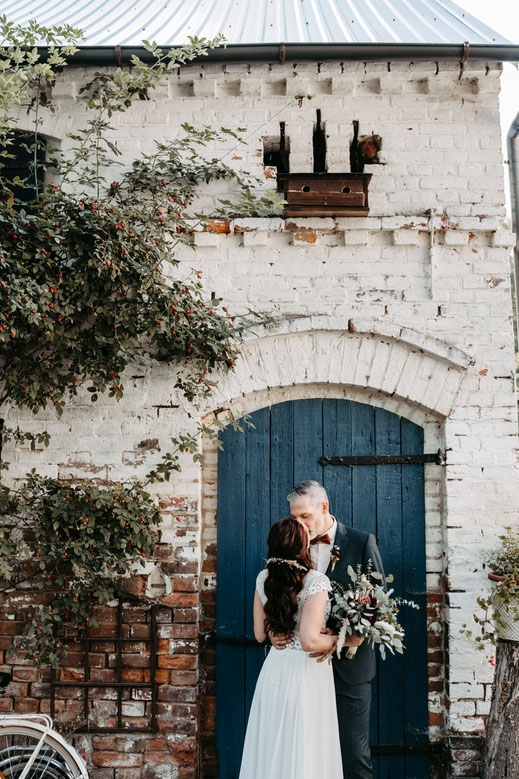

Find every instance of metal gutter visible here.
[41,42,519,66]
[508,113,519,333]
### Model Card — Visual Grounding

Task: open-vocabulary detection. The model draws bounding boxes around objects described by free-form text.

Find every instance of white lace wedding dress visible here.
[238,568,343,779]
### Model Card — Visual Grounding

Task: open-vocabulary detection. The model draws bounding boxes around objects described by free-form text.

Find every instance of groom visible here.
[270,479,385,779]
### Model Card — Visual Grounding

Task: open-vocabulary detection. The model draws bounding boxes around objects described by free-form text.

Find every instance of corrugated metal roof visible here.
[0,0,512,47]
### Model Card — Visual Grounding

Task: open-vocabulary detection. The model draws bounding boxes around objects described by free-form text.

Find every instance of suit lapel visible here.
[326,520,348,581]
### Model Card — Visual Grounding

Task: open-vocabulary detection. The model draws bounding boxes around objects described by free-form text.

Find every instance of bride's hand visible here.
[268,630,292,650]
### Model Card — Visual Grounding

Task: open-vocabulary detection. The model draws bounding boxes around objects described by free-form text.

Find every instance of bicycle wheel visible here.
[0,722,87,779]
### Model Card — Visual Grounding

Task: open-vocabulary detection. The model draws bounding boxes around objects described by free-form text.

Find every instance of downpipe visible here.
[507,113,519,335]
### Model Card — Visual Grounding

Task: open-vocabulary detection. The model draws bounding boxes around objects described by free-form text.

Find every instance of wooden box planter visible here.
[277,172,372,217]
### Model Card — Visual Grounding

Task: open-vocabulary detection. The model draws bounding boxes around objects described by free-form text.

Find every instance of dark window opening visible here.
[263,121,290,174]
[313,109,326,173]
[1,130,48,206]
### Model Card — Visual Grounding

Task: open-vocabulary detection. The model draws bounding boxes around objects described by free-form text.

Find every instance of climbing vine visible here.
[0,17,281,667]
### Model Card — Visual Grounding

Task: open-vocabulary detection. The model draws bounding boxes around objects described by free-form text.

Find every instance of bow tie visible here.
[310,533,332,546]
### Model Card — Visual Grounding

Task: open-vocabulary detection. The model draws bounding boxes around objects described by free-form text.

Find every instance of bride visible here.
[239,516,343,778]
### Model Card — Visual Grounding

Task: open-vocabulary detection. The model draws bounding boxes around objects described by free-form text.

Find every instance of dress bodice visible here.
[256,568,331,651]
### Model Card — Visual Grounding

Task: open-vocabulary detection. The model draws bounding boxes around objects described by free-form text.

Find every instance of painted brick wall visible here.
[2,59,519,778]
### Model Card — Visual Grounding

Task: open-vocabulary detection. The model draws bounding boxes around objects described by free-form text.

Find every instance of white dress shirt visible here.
[310,517,337,574]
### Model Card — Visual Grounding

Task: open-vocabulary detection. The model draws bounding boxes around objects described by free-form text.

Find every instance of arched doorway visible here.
[215,398,429,778]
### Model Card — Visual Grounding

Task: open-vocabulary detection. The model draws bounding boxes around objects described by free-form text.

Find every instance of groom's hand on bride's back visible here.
[268,630,292,650]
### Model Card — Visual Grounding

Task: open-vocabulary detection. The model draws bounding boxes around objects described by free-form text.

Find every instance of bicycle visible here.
[0,672,88,779]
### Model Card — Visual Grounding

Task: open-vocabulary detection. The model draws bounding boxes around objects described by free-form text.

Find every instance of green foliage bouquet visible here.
[330,562,419,661]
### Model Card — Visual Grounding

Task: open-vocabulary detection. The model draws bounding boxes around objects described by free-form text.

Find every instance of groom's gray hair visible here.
[287,480,329,506]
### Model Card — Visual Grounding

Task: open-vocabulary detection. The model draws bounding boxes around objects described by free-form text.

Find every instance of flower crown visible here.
[266,557,308,572]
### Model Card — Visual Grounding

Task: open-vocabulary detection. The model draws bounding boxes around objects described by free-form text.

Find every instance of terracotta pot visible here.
[488,571,506,582]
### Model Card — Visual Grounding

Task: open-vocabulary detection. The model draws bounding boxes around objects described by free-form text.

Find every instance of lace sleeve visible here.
[256,569,268,606]
[301,570,331,605]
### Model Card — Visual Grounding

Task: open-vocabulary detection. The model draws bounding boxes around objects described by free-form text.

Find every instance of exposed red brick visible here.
[154,669,170,684]
[158,686,197,703]
[177,768,197,779]
[153,544,174,560]
[160,593,198,608]
[92,736,117,750]
[293,231,317,243]
[116,654,150,668]
[121,669,144,683]
[0,621,24,635]
[159,624,197,639]
[130,624,151,639]
[12,667,38,682]
[89,669,117,682]
[144,738,170,752]
[91,752,143,768]
[172,577,198,593]
[174,609,197,623]
[142,752,178,766]
[157,639,170,653]
[170,671,197,686]
[14,698,39,713]
[60,668,85,682]
[157,655,197,670]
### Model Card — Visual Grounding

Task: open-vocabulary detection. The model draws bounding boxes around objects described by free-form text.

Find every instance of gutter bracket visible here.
[115,45,122,67]
[459,41,470,80]
[279,43,286,65]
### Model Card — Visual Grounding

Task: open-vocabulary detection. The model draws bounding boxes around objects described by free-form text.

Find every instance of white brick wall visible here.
[4,58,519,747]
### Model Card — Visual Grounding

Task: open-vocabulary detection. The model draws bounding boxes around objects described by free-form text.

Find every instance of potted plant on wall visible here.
[484,527,519,642]
[461,526,519,779]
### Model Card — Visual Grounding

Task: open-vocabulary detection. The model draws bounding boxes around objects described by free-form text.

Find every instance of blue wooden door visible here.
[215,399,429,778]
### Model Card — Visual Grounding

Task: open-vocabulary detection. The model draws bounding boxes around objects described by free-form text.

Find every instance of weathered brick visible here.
[91,753,143,768]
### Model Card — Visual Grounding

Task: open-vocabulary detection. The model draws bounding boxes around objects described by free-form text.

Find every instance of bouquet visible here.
[329,561,419,660]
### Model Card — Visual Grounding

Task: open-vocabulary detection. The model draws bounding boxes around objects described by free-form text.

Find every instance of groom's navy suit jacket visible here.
[326,521,385,689]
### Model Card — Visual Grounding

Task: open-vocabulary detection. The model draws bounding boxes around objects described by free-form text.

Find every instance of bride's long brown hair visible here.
[263,517,313,637]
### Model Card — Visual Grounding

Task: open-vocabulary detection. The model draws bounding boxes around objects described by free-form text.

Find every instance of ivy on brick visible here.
[1,471,161,668]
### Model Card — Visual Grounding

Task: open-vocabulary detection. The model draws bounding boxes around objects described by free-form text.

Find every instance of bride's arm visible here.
[299,591,338,653]
[253,592,267,643]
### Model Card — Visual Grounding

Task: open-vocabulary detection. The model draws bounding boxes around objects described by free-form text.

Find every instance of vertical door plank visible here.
[401,418,429,777]
[375,407,405,779]
[293,398,324,485]
[244,408,271,720]
[351,401,377,535]
[323,399,353,526]
[350,400,378,771]
[216,423,247,778]
[270,401,294,523]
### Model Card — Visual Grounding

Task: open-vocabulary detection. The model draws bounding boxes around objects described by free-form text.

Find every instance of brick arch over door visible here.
[205,326,470,422]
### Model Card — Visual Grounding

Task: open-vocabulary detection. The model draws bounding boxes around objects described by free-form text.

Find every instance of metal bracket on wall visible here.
[319,449,447,467]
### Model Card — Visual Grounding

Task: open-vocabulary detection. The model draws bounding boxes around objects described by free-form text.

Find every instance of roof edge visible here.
[36,42,519,66]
